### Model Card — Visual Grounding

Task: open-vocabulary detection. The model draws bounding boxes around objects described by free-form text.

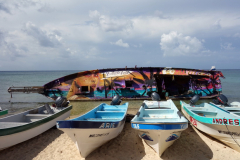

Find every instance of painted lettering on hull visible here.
[190,116,197,127]
[212,118,239,126]
[89,133,109,138]
[99,123,115,128]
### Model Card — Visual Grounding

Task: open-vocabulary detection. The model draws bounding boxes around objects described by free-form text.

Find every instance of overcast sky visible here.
[0,0,240,71]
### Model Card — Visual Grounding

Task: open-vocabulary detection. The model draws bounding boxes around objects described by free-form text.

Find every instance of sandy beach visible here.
[0,110,240,160]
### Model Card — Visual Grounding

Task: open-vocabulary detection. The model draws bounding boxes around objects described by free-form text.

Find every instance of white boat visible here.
[56,96,128,158]
[131,94,188,157]
[0,100,72,150]
[181,96,240,152]
[211,94,240,117]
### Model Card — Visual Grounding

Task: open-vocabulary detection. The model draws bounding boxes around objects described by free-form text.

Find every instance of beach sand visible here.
[0,110,240,160]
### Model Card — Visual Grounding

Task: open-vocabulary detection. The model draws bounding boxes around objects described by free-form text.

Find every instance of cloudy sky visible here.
[0,0,240,71]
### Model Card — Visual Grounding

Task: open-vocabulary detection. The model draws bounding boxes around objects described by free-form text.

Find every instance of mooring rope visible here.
[223,117,240,148]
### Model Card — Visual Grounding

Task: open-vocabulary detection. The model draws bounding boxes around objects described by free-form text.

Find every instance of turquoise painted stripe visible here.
[182,104,240,126]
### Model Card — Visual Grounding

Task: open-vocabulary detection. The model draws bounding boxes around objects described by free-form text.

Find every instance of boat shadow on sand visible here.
[0,123,214,160]
[161,125,213,160]
[0,127,63,160]
[86,123,213,160]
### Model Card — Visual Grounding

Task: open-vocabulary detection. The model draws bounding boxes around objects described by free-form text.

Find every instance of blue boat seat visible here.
[95,111,125,119]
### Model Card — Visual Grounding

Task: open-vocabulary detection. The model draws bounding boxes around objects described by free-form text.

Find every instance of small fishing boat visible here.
[211,94,240,117]
[56,95,128,158]
[180,95,240,152]
[0,107,8,116]
[0,97,72,150]
[131,93,188,156]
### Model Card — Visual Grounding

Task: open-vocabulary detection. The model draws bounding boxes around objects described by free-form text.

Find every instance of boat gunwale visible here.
[180,101,240,126]
[0,105,72,136]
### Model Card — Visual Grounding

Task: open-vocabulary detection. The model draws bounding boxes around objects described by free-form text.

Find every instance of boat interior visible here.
[71,103,128,122]
[0,105,56,129]
[183,102,240,118]
[132,100,187,123]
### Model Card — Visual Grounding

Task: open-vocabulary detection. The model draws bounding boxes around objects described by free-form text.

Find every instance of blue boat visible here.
[56,96,128,158]
[131,93,188,156]
[181,95,240,152]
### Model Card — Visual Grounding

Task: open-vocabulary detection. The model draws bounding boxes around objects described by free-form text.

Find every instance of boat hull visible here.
[58,120,125,158]
[0,107,71,150]
[133,127,186,156]
[181,104,240,152]
[0,110,8,116]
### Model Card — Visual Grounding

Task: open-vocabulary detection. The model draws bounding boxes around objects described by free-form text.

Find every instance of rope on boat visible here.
[223,117,240,148]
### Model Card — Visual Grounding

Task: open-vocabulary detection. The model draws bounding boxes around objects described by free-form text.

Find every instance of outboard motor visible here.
[190,95,200,106]
[151,92,161,101]
[55,96,69,107]
[110,95,122,105]
[213,94,228,106]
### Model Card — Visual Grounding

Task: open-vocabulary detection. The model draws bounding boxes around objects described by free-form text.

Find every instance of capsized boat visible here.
[56,95,128,158]
[131,93,188,156]
[8,67,225,101]
[180,95,240,152]
[0,107,8,116]
[0,97,72,150]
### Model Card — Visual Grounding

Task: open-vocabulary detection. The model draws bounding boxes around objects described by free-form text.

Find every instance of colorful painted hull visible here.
[57,103,128,158]
[42,67,224,101]
[131,100,188,156]
[0,105,72,150]
[181,101,240,152]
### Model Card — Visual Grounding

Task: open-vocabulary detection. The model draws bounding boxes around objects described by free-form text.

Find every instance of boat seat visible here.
[192,110,218,117]
[96,111,125,113]
[142,117,176,119]
[86,118,121,121]
[103,108,126,111]
[25,114,49,117]
[0,122,29,129]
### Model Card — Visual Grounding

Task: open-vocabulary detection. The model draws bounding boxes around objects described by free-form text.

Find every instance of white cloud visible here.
[89,10,133,32]
[110,39,129,48]
[221,42,234,50]
[233,33,240,38]
[160,31,203,56]
[23,22,62,48]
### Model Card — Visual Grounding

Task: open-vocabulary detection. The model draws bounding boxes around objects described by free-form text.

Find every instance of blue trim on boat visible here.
[57,117,125,129]
[131,123,188,130]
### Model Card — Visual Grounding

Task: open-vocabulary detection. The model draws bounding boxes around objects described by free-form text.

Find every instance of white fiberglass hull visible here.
[0,110,70,150]
[181,105,240,152]
[58,121,125,158]
[135,128,185,156]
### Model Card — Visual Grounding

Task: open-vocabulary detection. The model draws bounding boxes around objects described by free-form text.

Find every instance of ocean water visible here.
[0,69,240,117]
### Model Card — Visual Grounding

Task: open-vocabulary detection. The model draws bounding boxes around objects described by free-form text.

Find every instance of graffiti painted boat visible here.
[8,67,225,101]
[180,99,240,152]
[131,97,188,156]
[0,103,72,150]
[56,99,128,158]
